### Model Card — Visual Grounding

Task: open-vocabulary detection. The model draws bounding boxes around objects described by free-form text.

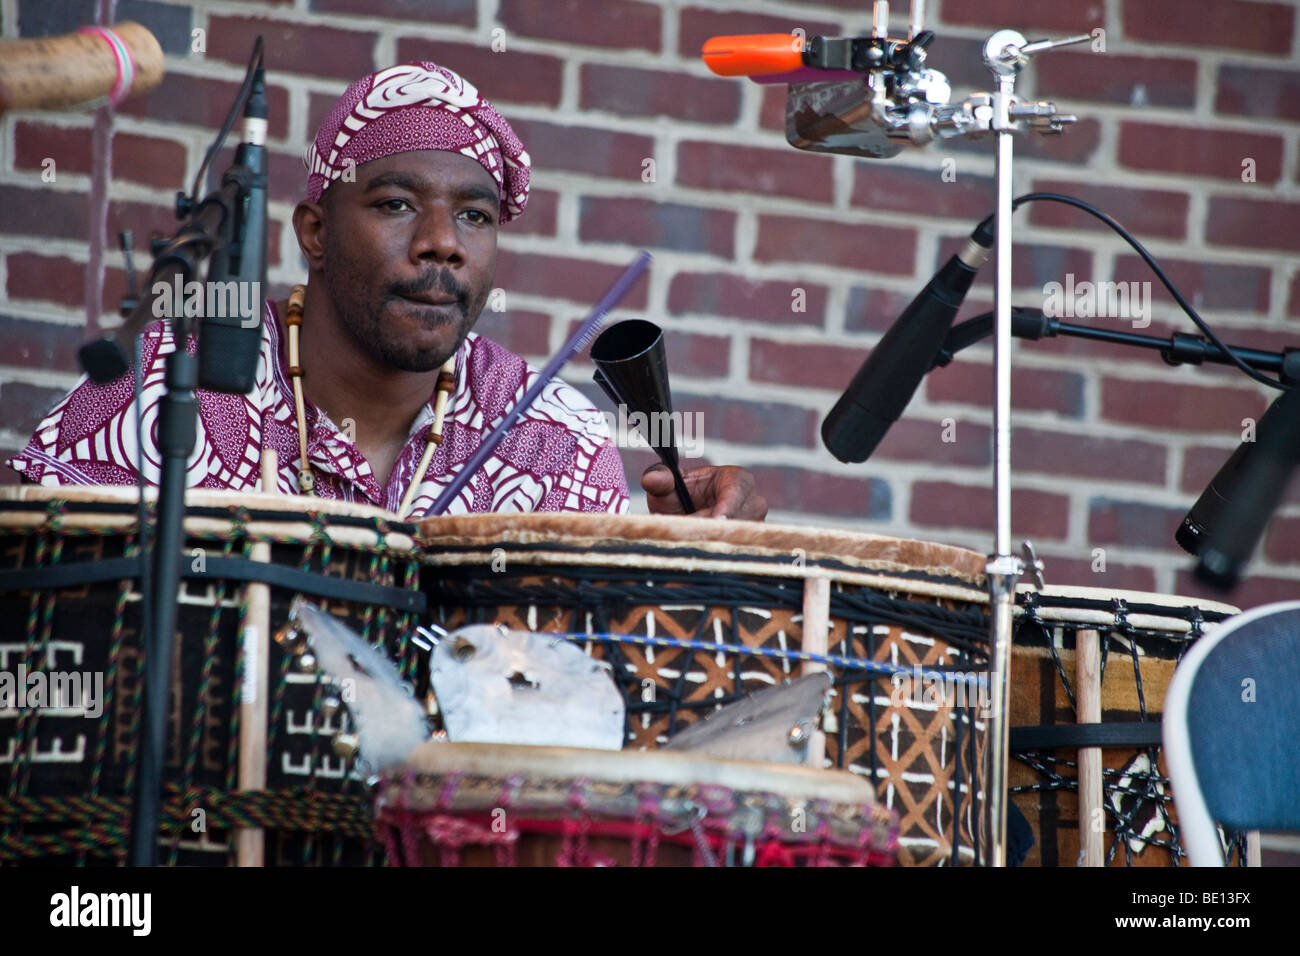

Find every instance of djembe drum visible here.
[376,742,898,867]
[0,486,423,866]
[418,512,991,866]
[1009,585,1240,867]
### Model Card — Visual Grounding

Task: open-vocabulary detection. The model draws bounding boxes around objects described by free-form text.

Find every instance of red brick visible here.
[939,0,1104,31]
[1,185,90,240]
[395,38,562,106]
[1100,378,1266,432]
[910,482,1070,540]
[1216,65,1300,122]
[754,215,915,273]
[500,0,661,52]
[852,164,994,220]
[1119,121,1283,184]
[578,197,735,257]
[1034,51,1197,109]
[667,273,825,326]
[6,253,127,315]
[1029,178,1189,240]
[675,391,819,449]
[506,188,557,237]
[13,122,91,175]
[118,73,291,140]
[1034,556,1159,595]
[1012,427,1167,484]
[1182,444,1300,507]
[208,16,375,80]
[1113,255,1270,314]
[927,362,1086,418]
[0,314,85,374]
[677,141,833,204]
[580,65,740,124]
[1087,498,1186,549]
[678,8,838,60]
[748,338,878,391]
[494,251,650,309]
[471,308,550,359]
[760,86,787,134]
[662,330,730,378]
[874,417,992,467]
[1263,515,1300,564]
[1174,570,1300,610]
[746,466,891,520]
[313,0,474,26]
[509,118,654,181]
[1206,196,1300,253]
[845,286,911,334]
[110,133,189,190]
[1125,0,1294,55]
[0,381,67,434]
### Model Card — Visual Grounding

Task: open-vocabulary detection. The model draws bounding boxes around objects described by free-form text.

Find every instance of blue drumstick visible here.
[426,250,652,516]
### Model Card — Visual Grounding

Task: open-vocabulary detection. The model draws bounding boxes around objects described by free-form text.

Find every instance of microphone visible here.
[1183,387,1300,589]
[821,231,991,463]
[199,61,269,394]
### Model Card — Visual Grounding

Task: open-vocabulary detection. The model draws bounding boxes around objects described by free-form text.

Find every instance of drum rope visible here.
[550,631,991,688]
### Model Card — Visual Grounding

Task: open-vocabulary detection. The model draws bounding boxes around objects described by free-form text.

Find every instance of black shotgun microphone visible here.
[821,232,991,463]
[1189,387,1300,590]
[199,60,268,394]
[1175,392,1296,557]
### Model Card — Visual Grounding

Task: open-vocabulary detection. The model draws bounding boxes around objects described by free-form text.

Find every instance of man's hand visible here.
[641,463,768,521]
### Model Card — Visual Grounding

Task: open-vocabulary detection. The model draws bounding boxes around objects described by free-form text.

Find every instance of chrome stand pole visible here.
[984,52,1023,870]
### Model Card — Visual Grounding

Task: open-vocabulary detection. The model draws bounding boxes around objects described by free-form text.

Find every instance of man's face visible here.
[315,149,500,372]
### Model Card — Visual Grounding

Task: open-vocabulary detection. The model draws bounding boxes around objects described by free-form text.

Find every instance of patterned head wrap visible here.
[304,62,530,222]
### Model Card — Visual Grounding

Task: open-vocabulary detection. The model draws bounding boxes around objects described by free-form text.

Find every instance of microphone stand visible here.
[976,27,1100,869]
[934,308,1300,383]
[105,51,265,865]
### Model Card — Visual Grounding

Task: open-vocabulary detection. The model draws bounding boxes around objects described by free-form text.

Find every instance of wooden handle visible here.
[801,575,831,769]
[236,449,278,867]
[1076,628,1103,867]
[0,22,164,115]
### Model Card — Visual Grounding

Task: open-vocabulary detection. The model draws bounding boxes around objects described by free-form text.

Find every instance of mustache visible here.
[389,269,469,303]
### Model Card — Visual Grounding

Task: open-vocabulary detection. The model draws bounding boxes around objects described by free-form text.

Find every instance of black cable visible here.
[188,36,264,206]
[974,192,1292,392]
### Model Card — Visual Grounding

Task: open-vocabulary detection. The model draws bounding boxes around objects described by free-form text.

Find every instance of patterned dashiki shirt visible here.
[8,301,631,517]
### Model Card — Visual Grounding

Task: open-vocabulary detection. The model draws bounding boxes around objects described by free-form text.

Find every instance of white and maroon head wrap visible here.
[304,62,530,222]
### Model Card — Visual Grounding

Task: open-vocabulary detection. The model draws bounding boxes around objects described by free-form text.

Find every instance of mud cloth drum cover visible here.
[418,512,991,867]
[1010,585,1240,867]
[0,487,423,866]
[378,741,898,866]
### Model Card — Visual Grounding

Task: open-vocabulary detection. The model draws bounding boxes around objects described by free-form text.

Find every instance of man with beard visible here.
[9,62,766,521]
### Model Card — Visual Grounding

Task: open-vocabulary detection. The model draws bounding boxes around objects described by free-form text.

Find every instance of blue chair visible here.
[1163,600,1300,866]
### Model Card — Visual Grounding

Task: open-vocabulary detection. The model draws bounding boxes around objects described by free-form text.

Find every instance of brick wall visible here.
[1,0,1298,609]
